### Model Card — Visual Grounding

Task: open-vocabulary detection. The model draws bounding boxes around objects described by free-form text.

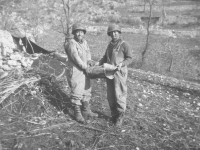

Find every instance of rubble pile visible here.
[0,30,39,79]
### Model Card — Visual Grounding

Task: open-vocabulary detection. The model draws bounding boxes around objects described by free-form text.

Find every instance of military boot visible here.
[109,105,118,123]
[115,112,124,127]
[74,105,85,124]
[110,110,117,124]
[82,101,98,118]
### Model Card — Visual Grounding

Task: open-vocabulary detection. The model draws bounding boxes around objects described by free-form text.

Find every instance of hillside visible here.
[1,0,200,150]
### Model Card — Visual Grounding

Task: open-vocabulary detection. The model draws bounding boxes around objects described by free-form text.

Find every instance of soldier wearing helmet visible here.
[71,23,86,35]
[97,24,133,127]
[52,23,98,124]
[107,24,121,36]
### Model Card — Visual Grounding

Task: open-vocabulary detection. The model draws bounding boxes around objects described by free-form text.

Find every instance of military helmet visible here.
[107,24,121,36]
[72,23,86,35]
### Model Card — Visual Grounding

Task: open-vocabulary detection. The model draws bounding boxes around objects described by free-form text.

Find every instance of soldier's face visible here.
[110,31,120,42]
[74,30,84,42]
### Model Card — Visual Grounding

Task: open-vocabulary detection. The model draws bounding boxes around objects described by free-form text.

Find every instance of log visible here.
[128,68,200,92]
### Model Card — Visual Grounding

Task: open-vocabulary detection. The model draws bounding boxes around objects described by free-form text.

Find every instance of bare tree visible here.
[142,0,156,62]
[61,0,72,42]
[160,0,167,26]
[51,0,91,38]
[166,37,173,72]
[143,0,148,12]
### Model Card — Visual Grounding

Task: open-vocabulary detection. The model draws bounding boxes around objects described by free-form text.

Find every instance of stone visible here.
[10,53,22,60]
[32,53,40,57]
[0,59,2,66]
[0,71,8,79]
[27,59,33,67]
[20,57,28,67]
[4,46,13,55]
[21,57,33,67]
[0,45,2,58]
[1,65,11,71]
[2,57,9,61]
[0,43,6,56]
[15,65,22,69]
[31,56,39,60]
[0,29,45,71]
[0,30,15,47]
[7,60,18,66]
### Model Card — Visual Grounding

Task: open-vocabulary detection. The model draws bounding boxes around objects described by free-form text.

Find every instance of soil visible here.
[1,70,200,150]
[1,3,200,147]
[1,31,200,149]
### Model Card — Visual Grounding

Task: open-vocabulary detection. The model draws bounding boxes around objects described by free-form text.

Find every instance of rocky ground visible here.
[1,1,200,149]
[0,30,40,79]
[0,68,200,150]
[0,28,200,149]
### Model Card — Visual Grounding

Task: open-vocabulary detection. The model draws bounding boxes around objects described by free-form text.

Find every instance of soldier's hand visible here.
[87,60,96,67]
[83,67,89,77]
[116,63,123,71]
[94,62,100,66]
[50,52,61,60]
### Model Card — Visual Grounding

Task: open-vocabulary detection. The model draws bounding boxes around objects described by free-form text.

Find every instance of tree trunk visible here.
[143,0,146,12]
[161,1,166,26]
[142,0,153,62]
[167,38,173,72]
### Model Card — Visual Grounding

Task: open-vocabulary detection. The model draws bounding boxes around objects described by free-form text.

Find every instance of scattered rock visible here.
[0,30,40,78]
[10,53,22,60]
[0,70,8,79]
[1,65,12,71]
[7,60,19,66]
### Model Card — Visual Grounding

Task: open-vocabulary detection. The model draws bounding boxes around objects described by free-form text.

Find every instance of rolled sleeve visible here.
[121,42,133,66]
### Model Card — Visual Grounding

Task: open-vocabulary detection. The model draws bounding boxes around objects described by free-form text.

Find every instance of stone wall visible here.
[0,30,39,79]
[86,25,200,38]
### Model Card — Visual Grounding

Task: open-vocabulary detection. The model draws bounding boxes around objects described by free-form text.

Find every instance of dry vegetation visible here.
[0,61,200,150]
[1,30,200,150]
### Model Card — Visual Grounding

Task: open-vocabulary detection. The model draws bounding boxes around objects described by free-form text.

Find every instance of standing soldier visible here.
[97,24,133,127]
[52,23,98,124]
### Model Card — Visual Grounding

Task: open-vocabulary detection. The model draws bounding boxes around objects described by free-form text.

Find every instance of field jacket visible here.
[99,38,132,78]
[64,39,92,101]
[66,39,91,71]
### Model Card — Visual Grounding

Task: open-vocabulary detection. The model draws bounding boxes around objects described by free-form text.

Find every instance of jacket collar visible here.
[110,38,122,46]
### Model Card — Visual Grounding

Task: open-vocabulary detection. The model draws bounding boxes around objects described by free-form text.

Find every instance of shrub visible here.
[109,3,115,10]
[93,15,104,23]
[121,17,141,27]
[108,14,121,23]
